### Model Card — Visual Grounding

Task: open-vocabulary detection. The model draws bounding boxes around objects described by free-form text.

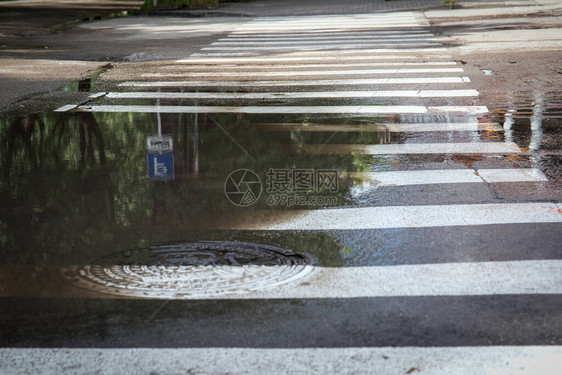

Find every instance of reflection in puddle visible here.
[59,64,112,92]
[0,96,560,268]
[60,78,92,93]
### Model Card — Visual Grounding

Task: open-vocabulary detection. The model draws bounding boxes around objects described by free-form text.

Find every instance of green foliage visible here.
[142,0,220,10]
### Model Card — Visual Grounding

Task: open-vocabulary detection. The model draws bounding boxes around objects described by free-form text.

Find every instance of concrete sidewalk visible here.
[0,0,143,35]
[153,0,559,17]
[154,0,446,17]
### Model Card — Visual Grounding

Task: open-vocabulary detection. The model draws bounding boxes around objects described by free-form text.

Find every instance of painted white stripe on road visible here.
[243,20,419,24]
[88,92,107,99]
[2,347,558,374]
[237,24,421,29]
[118,77,471,87]
[54,104,77,112]
[253,13,418,19]
[345,168,548,187]
[228,32,431,38]
[76,105,487,115]
[183,62,459,70]
[259,203,562,231]
[250,14,418,19]
[77,105,427,114]
[299,142,518,155]
[105,90,479,100]
[477,168,549,183]
[1,259,561,299]
[245,16,419,22]
[251,122,502,133]
[202,43,441,51]
[211,40,439,46]
[238,21,419,25]
[256,12,417,18]
[142,68,464,78]
[383,123,502,132]
[229,29,427,36]
[65,260,562,298]
[251,260,561,298]
[181,62,459,70]
[193,48,448,56]
[222,34,434,41]
[243,18,419,23]
[428,106,487,113]
[177,55,448,63]
[233,24,422,31]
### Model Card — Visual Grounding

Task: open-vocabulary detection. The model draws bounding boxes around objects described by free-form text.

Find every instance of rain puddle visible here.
[60,64,112,93]
[0,95,560,297]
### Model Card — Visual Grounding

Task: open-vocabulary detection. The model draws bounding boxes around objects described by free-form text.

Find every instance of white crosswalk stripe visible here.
[3,347,560,375]
[228,29,429,36]
[212,38,439,44]
[221,34,435,41]
[103,89,479,99]
[173,61,459,69]
[177,55,450,63]
[75,105,489,115]
[193,47,448,56]
[115,77,471,88]
[142,68,464,77]
[203,43,442,51]
[258,203,562,231]
[202,43,442,50]
[249,122,502,132]
[344,168,548,186]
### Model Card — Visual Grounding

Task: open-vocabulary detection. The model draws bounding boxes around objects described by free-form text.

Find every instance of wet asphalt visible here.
[0,3,561,374]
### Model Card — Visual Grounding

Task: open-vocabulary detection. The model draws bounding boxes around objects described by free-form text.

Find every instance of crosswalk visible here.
[47,10,562,374]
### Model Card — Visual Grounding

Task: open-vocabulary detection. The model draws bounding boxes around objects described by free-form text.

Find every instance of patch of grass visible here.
[142,0,220,10]
[441,0,456,9]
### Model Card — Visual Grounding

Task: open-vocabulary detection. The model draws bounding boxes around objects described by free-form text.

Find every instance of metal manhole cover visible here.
[63,241,313,299]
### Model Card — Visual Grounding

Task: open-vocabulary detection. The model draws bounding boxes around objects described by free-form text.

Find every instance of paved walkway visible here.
[156,0,548,17]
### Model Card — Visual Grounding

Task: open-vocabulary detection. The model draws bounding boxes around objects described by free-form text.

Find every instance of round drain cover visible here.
[63,241,313,299]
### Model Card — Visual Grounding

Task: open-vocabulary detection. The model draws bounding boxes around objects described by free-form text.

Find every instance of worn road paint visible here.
[256,203,561,231]
[176,55,450,63]
[178,62,459,69]
[297,142,518,155]
[118,77,471,87]
[250,122,501,133]
[1,347,558,374]
[194,48,448,56]
[105,90,479,100]
[222,34,435,41]
[206,43,441,50]
[76,105,487,115]
[346,168,548,187]
[142,68,464,78]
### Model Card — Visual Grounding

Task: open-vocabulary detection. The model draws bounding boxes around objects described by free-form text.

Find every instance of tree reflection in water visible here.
[1,112,380,265]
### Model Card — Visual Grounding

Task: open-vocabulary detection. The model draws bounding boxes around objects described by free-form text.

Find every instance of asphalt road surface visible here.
[0,5,561,375]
